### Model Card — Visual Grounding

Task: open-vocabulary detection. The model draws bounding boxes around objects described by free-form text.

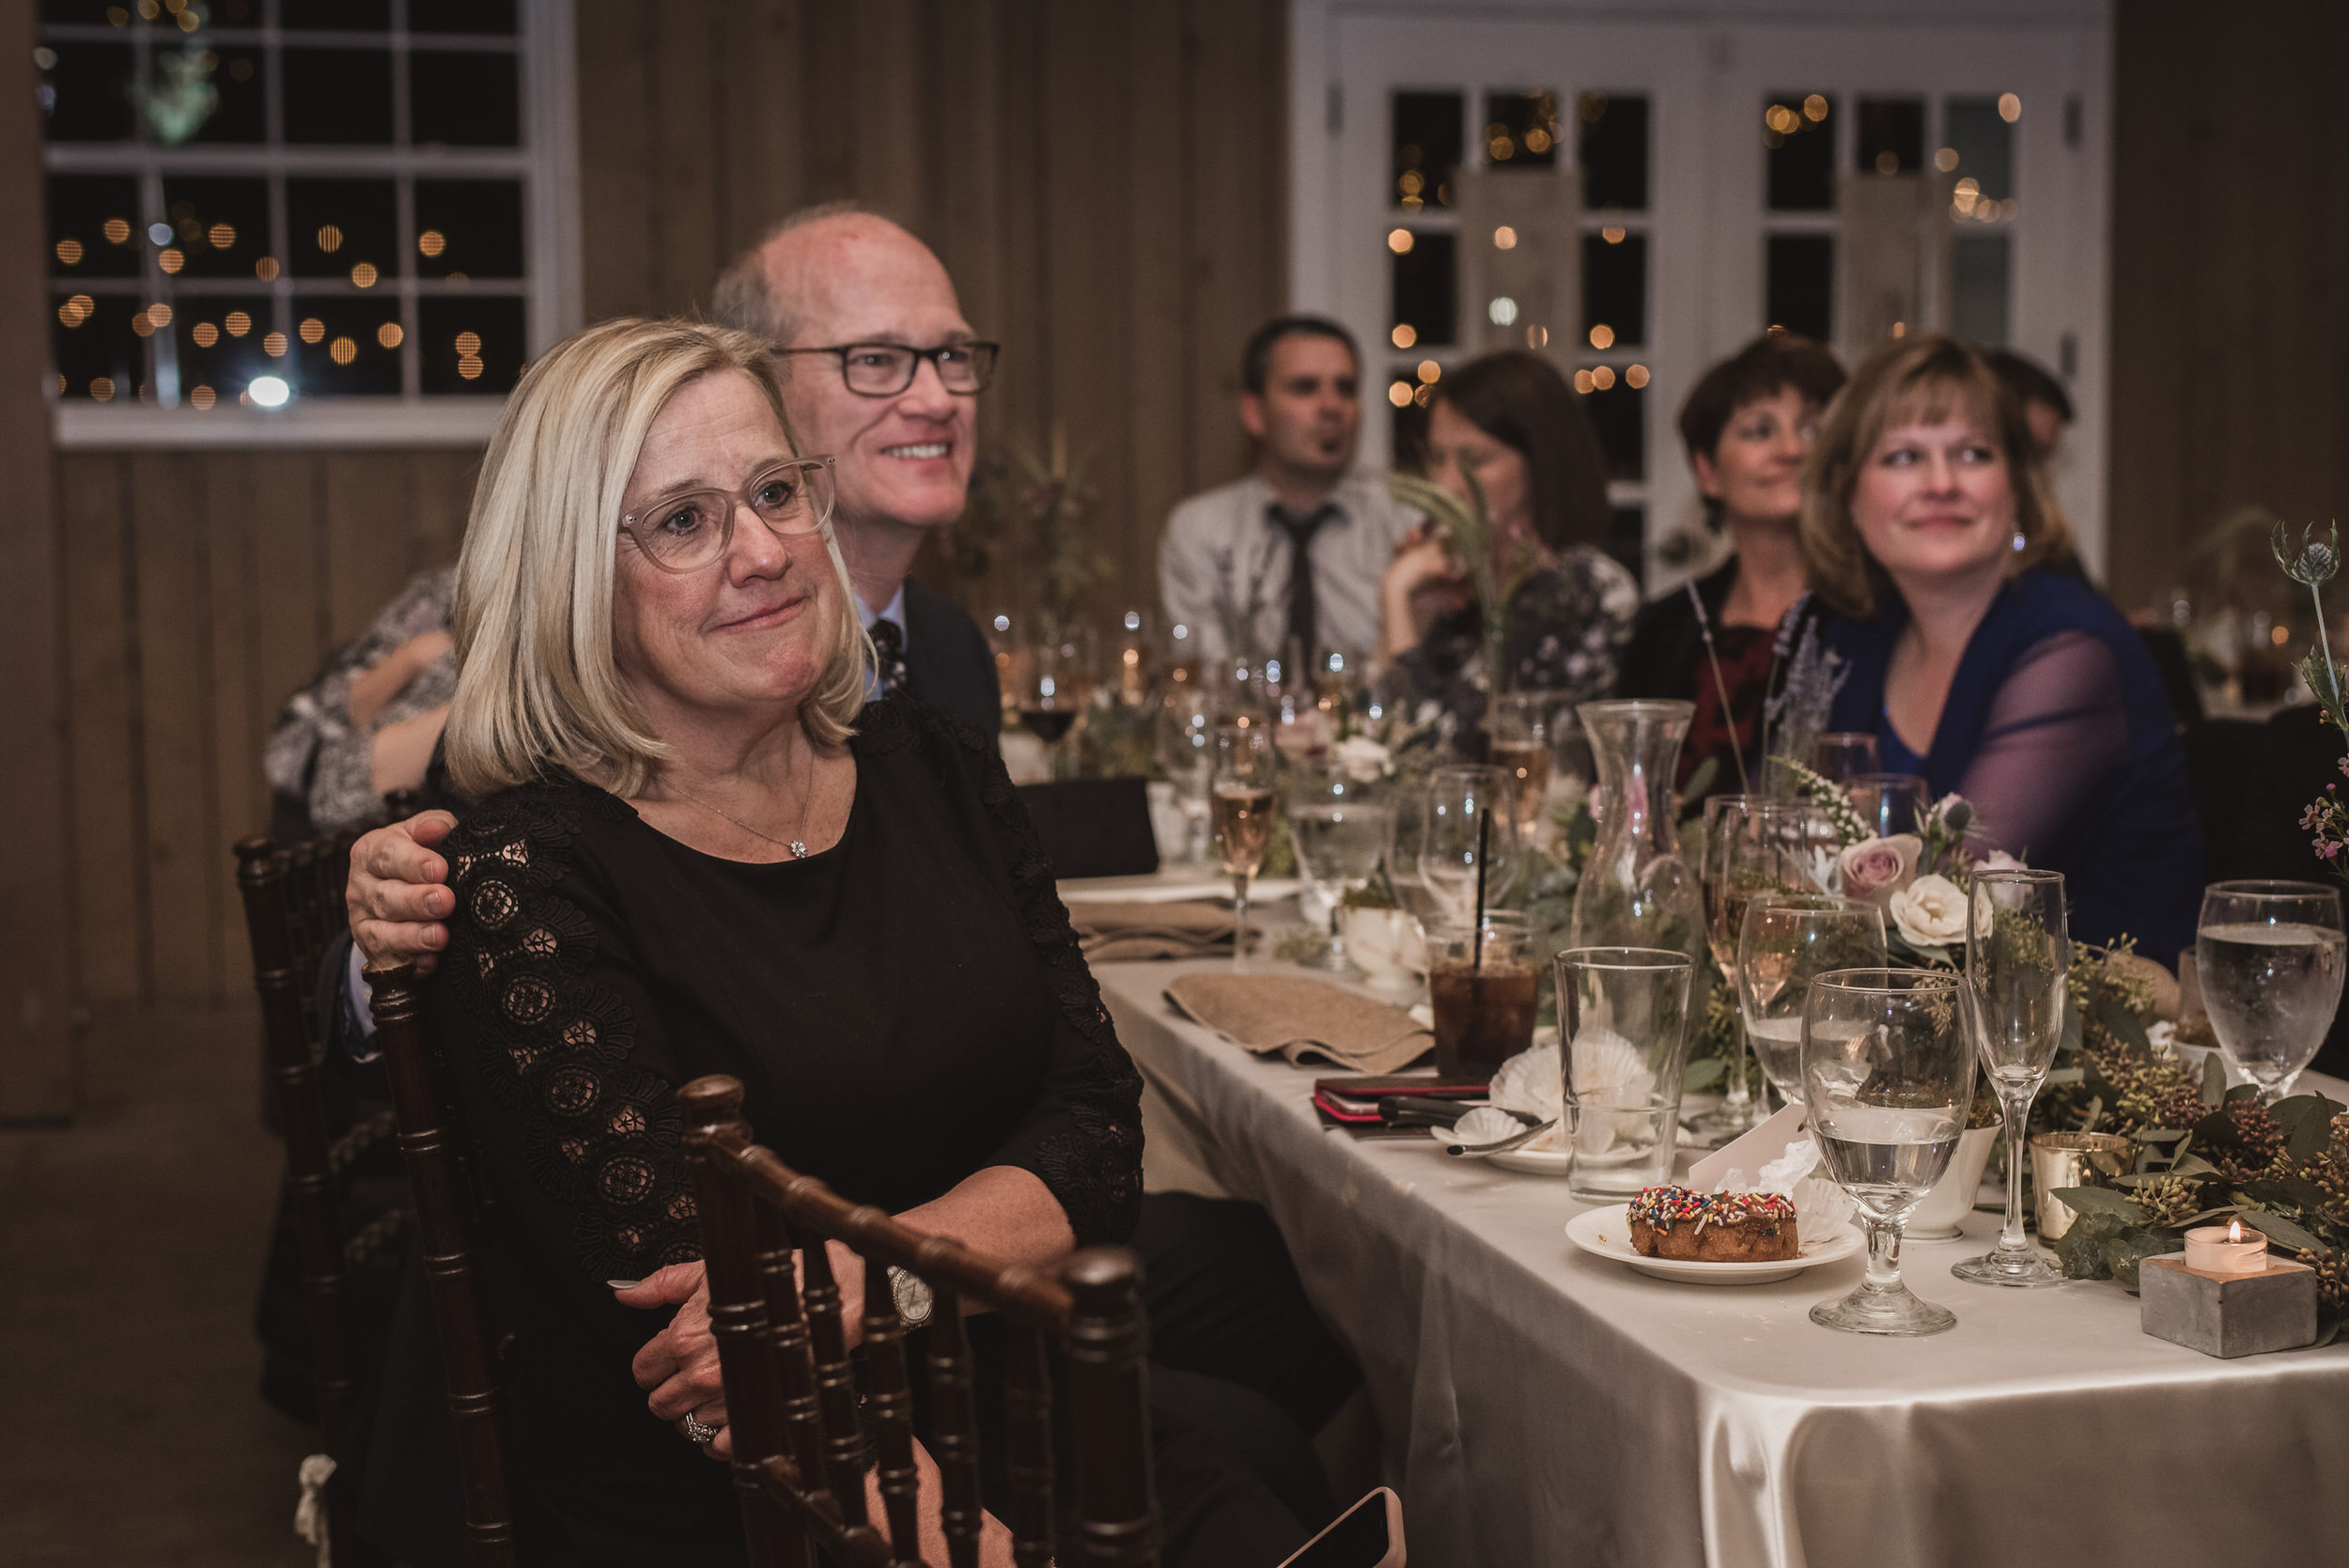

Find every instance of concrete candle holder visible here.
[2139,1252,2318,1358]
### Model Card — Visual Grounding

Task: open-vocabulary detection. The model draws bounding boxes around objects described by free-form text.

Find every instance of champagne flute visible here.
[1416,765,1518,925]
[2196,879,2348,1103]
[1285,768,1392,971]
[1693,797,1834,1141]
[1486,691,1559,846]
[1952,869,2069,1288]
[1211,720,1278,970]
[1844,772,1930,839]
[1803,968,1977,1336]
[1736,893,1888,1105]
[1155,684,1218,862]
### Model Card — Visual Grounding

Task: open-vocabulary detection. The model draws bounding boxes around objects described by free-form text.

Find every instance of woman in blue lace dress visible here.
[402,318,1294,1566]
[1803,334,2201,962]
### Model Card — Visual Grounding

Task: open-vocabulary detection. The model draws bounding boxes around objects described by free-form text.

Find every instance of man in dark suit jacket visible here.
[710,203,1002,739]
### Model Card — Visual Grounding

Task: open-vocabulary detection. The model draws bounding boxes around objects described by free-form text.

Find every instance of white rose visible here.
[1332,736,1393,784]
[1889,873,1969,947]
[1977,849,2024,873]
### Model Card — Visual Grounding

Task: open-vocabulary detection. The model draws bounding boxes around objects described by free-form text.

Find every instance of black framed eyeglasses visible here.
[618,457,836,573]
[777,341,1001,397]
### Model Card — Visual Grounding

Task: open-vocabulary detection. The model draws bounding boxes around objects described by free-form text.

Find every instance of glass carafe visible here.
[1568,700,1704,962]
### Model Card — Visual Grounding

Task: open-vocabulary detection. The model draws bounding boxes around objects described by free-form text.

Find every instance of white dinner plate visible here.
[1564,1203,1863,1285]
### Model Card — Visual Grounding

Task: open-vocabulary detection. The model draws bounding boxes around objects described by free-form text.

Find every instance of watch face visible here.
[891,1266,935,1327]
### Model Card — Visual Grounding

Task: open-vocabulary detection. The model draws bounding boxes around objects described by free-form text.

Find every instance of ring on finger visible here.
[678,1411,722,1446]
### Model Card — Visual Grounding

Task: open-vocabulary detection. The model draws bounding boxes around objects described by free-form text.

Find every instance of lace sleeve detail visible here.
[440,784,702,1283]
[882,697,1146,1247]
[1958,629,2131,860]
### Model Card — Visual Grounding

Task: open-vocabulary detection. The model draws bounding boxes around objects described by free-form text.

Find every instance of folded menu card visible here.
[1164,973,1434,1076]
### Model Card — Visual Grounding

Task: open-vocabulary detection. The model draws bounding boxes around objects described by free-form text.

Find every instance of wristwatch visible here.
[888,1266,935,1328]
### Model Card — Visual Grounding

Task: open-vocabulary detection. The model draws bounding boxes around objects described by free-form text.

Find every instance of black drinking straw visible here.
[1471,805,1492,970]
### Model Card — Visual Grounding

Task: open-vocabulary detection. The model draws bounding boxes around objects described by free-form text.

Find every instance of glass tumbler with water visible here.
[1802,968,1977,1337]
[1554,947,1695,1202]
[2196,879,2348,1102]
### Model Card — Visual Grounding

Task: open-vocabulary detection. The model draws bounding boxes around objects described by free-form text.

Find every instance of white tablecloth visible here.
[1097,956,2349,1568]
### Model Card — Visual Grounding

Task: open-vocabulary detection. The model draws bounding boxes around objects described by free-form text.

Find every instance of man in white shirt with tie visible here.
[1158,316,1418,675]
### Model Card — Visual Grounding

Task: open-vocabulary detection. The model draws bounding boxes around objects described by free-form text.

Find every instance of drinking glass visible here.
[1428,913,1540,1078]
[1155,684,1218,862]
[1694,797,1836,1141]
[1803,968,1977,1336]
[1736,893,1888,1105]
[1417,766,1519,925]
[1286,771,1393,971]
[1018,642,1089,779]
[2196,879,2348,1102]
[1811,731,1882,784]
[1486,691,1560,845]
[1844,772,1931,840]
[1952,869,2070,1287]
[1556,947,1696,1201]
[1211,720,1278,970]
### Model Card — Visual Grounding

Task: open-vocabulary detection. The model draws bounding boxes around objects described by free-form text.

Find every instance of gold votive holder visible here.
[2028,1131,2136,1240]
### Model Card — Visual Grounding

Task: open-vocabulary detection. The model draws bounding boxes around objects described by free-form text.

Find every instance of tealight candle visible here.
[2183,1219,2268,1275]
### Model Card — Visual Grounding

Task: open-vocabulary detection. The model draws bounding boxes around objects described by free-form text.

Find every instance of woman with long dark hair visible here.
[1377,350,1639,743]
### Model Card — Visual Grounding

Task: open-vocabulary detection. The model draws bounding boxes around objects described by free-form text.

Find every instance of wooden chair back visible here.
[363,960,520,1568]
[234,831,361,1447]
[679,1074,1160,1568]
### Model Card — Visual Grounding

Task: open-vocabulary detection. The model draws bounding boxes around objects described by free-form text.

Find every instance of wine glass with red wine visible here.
[1019,642,1091,778]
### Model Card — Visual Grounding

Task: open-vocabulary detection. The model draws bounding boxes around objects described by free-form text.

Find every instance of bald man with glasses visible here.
[712,204,1004,737]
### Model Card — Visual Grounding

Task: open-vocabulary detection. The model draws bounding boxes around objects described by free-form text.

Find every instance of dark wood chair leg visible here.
[366,961,519,1568]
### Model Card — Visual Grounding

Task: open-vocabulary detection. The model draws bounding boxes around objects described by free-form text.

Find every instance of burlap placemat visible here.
[1163,972,1432,1074]
[1071,900,1237,963]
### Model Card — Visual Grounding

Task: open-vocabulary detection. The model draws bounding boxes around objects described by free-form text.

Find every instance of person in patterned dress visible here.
[1377,350,1640,750]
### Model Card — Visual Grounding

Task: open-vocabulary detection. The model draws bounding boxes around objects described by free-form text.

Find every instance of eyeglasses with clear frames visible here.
[618,456,837,574]
[776,341,1001,397]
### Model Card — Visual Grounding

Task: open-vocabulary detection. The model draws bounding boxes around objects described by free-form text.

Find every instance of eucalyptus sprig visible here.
[1389,467,1542,696]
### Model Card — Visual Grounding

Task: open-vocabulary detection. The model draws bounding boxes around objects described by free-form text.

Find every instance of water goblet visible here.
[1844,772,1931,840]
[2196,879,2348,1103]
[1952,869,2070,1288]
[1286,770,1393,972]
[1736,893,1888,1105]
[1803,967,1977,1336]
[1692,797,1836,1141]
[1211,720,1278,970]
[1155,685,1218,862]
[1810,731,1882,784]
[1416,765,1518,925]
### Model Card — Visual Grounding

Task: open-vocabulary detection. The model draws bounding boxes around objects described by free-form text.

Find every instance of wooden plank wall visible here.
[2106,1,2349,613]
[53,0,1289,1009]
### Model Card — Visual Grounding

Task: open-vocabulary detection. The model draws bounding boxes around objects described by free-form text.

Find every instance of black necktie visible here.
[1269,503,1338,673]
[869,617,909,695]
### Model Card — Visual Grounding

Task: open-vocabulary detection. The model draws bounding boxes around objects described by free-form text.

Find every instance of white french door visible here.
[1290,1,2113,589]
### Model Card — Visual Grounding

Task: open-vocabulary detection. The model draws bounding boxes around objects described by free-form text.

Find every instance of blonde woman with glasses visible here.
[1801,333,2200,963]
[355,318,1294,1565]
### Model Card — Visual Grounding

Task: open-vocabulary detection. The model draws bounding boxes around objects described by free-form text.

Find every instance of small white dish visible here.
[1564,1203,1864,1285]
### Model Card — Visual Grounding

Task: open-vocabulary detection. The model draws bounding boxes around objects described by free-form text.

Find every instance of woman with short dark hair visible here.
[1377,350,1638,745]
[1616,334,1845,796]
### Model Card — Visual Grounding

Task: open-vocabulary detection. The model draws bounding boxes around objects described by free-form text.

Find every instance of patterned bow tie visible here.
[869,617,910,695]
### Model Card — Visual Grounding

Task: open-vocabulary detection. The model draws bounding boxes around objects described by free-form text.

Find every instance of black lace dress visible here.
[426,692,1144,1562]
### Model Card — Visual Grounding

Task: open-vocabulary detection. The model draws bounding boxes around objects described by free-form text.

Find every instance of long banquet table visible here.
[1093,953,2349,1568]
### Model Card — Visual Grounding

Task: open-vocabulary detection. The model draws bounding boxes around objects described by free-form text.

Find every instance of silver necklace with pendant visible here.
[668,755,817,860]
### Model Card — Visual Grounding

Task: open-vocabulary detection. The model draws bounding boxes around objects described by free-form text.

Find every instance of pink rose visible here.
[1838,833,1921,904]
